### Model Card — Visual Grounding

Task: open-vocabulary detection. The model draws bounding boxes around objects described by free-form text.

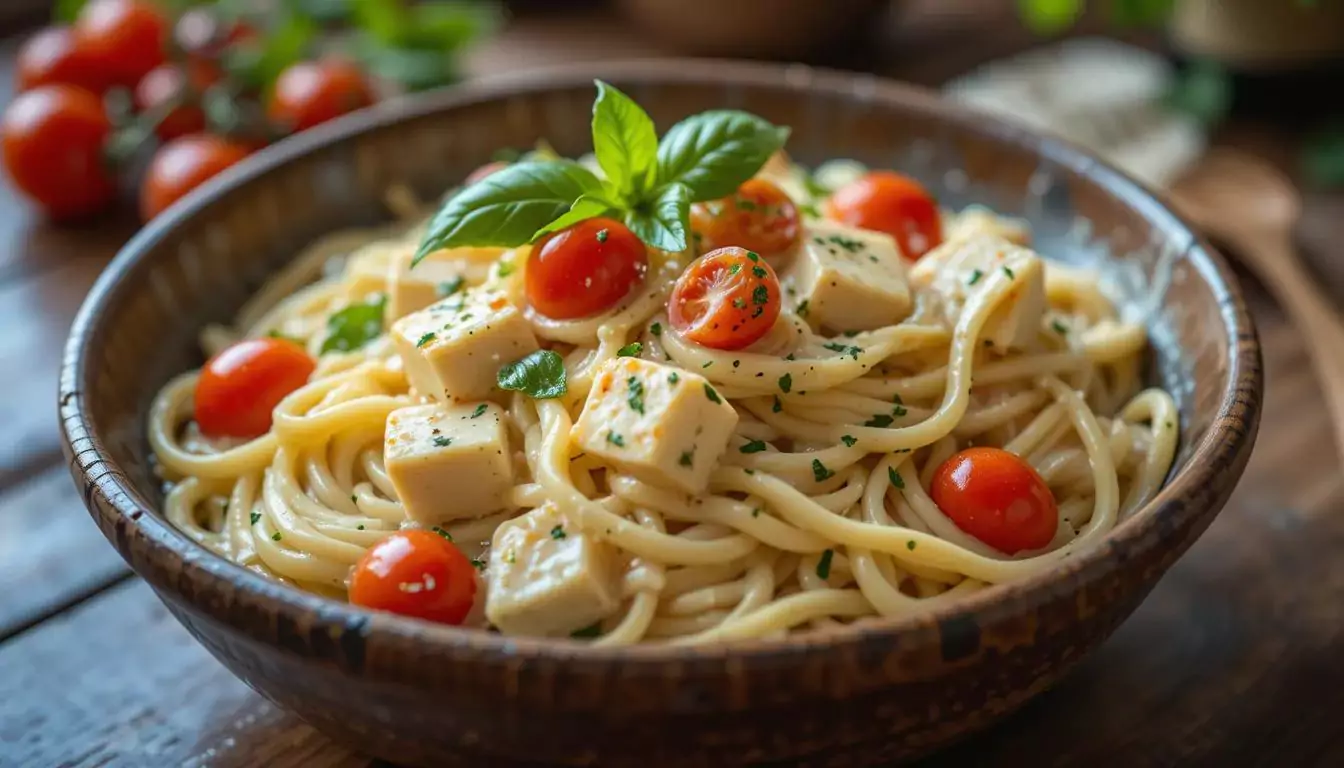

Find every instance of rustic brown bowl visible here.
[59,60,1261,767]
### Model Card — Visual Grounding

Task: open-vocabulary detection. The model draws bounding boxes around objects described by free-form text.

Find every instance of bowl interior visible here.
[64,61,1248,650]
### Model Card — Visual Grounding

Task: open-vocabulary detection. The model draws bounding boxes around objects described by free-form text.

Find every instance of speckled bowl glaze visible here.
[60,60,1261,767]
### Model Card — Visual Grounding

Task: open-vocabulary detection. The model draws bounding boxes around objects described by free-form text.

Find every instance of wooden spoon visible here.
[1169,149,1344,454]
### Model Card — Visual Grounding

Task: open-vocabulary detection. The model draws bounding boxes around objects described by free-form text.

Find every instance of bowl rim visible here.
[60,58,1262,667]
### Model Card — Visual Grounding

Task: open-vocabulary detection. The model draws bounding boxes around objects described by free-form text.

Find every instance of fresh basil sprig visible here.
[414,80,789,263]
[497,350,568,399]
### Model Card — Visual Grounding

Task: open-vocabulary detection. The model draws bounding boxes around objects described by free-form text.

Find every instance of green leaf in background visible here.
[624,182,691,253]
[1165,60,1233,127]
[224,10,317,92]
[497,350,568,400]
[1302,123,1344,188]
[592,80,659,201]
[655,111,790,200]
[321,295,386,354]
[351,0,403,44]
[293,0,354,24]
[532,195,613,241]
[355,40,457,92]
[53,0,87,22]
[1017,0,1083,35]
[1110,0,1175,26]
[414,161,604,262]
[404,1,503,51]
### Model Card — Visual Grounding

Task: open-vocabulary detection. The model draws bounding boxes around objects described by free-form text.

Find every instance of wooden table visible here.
[4,4,1344,766]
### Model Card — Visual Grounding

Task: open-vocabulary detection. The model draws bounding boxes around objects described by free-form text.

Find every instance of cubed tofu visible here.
[384,402,513,525]
[386,246,506,322]
[572,357,738,494]
[485,504,623,637]
[344,241,400,300]
[945,206,1032,247]
[785,219,913,332]
[910,235,1047,352]
[391,288,538,402]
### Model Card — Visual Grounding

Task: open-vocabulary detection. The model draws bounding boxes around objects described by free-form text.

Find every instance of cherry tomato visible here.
[668,246,781,351]
[465,160,508,185]
[134,62,220,141]
[16,26,106,94]
[929,447,1058,555]
[194,337,315,438]
[267,60,375,133]
[140,134,251,221]
[690,178,800,256]
[526,217,648,320]
[825,171,943,260]
[1,85,115,221]
[349,530,477,625]
[74,0,168,89]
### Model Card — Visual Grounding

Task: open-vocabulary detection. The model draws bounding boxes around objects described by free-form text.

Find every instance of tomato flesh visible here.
[929,447,1058,555]
[690,178,800,256]
[194,337,315,439]
[1,85,116,220]
[268,60,375,133]
[526,217,648,320]
[349,530,477,625]
[141,133,250,221]
[668,246,781,351]
[16,26,106,94]
[825,171,943,260]
[74,0,168,89]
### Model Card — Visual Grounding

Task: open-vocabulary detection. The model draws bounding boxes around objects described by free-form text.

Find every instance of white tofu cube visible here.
[384,402,514,525]
[945,206,1032,247]
[391,288,538,402]
[345,242,399,301]
[572,357,738,494]
[910,235,1047,352]
[386,246,507,322]
[485,504,623,636]
[785,219,913,332]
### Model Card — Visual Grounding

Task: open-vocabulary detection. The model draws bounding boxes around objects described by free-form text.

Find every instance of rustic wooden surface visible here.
[2,3,1343,766]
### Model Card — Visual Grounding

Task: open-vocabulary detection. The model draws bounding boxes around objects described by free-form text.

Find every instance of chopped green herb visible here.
[627,377,646,414]
[729,263,742,276]
[744,468,755,475]
[893,404,908,417]
[732,297,747,309]
[433,436,452,447]
[249,512,261,526]
[865,414,894,428]
[751,265,767,278]
[778,373,792,393]
[702,361,713,369]
[668,372,680,385]
[606,432,625,447]
[888,466,905,489]
[751,284,768,306]
[1003,266,1015,279]
[747,251,760,262]
[497,259,516,277]
[967,268,984,286]
[470,559,486,571]
[740,439,767,454]
[703,384,722,404]
[800,202,820,217]
[350,494,357,504]
[892,393,903,405]
[826,234,863,253]
[497,350,568,399]
[470,403,488,418]
[751,508,762,517]
[796,299,810,317]
[321,295,386,354]
[842,330,859,338]
[816,549,834,579]
[772,395,783,413]
[617,342,643,357]
[841,435,857,447]
[906,540,916,551]
[550,525,567,540]
[271,531,282,541]
[650,322,663,336]
[679,450,694,467]
[784,353,795,361]
[437,276,465,297]
[432,526,454,541]
[822,342,862,360]
[596,228,609,243]
[266,329,304,345]
[357,524,365,530]
[812,459,834,482]
[1052,319,1068,335]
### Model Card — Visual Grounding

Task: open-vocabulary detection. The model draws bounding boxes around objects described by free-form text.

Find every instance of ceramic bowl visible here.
[60,60,1262,767]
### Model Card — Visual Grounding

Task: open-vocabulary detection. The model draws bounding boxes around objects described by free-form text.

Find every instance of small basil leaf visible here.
[531,195,613,241]
[592,80,659,200]
[655,111,790,200]
[624,182,690,253]
[223,11,317,93]
[497,350,568,400]
[415,161,603,264]
[321,295,386,354]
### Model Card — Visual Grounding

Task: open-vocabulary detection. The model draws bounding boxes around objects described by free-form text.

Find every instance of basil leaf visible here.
[592,80,659,201]
[532,195,613,241]
[223,11,317,92]
[654,111,790,200]
[321,295,386,354]
[415,161,602,263]
[624,182,691,253]
[54,0,87,22]
[497,350,568,400]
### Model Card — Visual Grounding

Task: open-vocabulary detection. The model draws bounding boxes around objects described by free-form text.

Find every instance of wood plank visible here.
[0,464,128,639]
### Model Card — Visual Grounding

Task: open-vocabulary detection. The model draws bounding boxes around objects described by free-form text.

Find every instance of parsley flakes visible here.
[650,322,662,336]
[778,373,792,393]
[841,435,857,447]
[812,459,834,482]
[1003,266,1015,279]
[437,276,465,297]
[470,404,488,418]
[607,432,626,447]
[865,414,894,428]
[906,540,917,551]
[967,268,984,286]
[433,436,452,447]
[739,439,767,454]
[1052,319,1068,335]
[704,384,722,404]
[679,450,694,467]
[796,299,810,317]
[822,342,862,360]
[550,525,567,540]
[432,526,454,541]
[626,377,646,414]
[617,342,643,357]
[596,228,609,243]
[888,466,905,489]
[751,284,769,306]
[668,372,680,385]
[249,512,261,525]
[816,549,834,579]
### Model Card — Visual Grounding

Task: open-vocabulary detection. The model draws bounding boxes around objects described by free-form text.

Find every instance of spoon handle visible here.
[1242,231,1344,455]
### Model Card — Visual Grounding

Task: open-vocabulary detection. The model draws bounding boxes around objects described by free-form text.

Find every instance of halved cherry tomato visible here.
[668,246,781,351]
[526,217,647,320]
[349,530,477,625]
[465,160,509,185]
[194,337,315,439]
[930,447,1058,555]
[140,134,250,221]
[690,178,800,256]
[74,0,168,89]
[267,60,374,133]
[825,171,942,260]
[134,61,220,141]
[1,85,116,221]
[16,26,106,94]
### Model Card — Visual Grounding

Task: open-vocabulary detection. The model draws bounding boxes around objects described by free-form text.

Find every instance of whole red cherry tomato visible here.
[825,171,943,260]
[16,26,106,94]
[1,85,116,220]
[929,447,1058,555]
[140,134,251,221]
[74,0,168,89]
[690,178,801,256]
[668,246,781,351]
[194,337,315,439]
[267,60,375,133]
[349,530,478,625]
[526,217,648,320]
